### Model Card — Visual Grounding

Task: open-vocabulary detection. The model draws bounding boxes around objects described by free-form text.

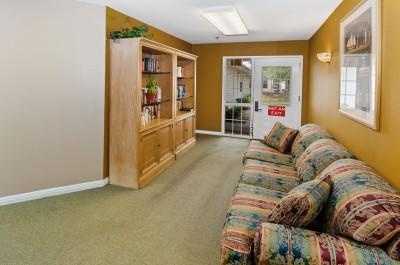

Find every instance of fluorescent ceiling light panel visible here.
[201,6,248,36]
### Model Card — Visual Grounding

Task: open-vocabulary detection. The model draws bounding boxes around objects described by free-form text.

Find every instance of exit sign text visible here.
[268,106,286,117]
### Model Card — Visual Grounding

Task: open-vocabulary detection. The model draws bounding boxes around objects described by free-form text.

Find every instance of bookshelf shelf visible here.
[140,118,172,132]
[176,96,193,100]
[142,71,171,75]
[142,99,171,107]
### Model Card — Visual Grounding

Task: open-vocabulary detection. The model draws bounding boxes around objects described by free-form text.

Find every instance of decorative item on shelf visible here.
[140,113,146,126]
[145,75,157,103]
[180,107,193,112]
[177,84,185,98]
[109,17,153,41]
[141,105,161,125]
[317,52,332,63]
[176,100,182,111]
[177,66,185,77]
[156,86,162,101]
[141,88,146,105]
[144,107,151,124]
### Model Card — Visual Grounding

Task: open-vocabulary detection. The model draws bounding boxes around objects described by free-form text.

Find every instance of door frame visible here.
[221,55,303,139]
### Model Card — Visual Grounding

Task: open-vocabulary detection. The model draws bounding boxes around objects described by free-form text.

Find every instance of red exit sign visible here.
[268,106,286,117]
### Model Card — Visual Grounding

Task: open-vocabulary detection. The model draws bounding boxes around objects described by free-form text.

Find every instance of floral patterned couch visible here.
[220,124,400,264]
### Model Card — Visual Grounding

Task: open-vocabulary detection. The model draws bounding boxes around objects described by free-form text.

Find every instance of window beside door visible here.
[222,58,252,137]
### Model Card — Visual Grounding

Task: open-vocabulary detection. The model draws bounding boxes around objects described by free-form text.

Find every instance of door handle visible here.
[255,101,262,112]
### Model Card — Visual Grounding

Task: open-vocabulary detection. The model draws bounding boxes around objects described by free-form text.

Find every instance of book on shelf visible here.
[176,84,185,98]
[177,66,185,77]
[142,58,160,72]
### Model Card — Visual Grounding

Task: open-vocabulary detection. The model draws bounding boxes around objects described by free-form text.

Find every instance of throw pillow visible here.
[264,122,298,153]
[267,176,332,227]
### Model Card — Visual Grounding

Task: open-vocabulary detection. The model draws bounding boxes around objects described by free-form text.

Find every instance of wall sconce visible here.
[317,52,332,63]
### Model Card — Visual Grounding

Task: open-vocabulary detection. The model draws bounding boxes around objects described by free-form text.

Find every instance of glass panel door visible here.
[222,57,252,137]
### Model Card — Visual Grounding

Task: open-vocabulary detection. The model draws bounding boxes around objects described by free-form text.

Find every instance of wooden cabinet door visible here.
[158,124,173,162]
[175,119,186,150]
[140,131,158,174]
[186,115,195,142]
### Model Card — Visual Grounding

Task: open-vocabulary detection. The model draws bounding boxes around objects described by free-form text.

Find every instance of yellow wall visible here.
[192,41,309,132]
[308,0,400,189]
[104,7,192,177]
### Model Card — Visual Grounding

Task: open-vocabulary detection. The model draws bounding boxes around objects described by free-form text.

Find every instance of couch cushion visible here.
[267,176,331,227]
[263,122,298,153]
[221,183,286,255]
[254,223,396,265]
[387,233,400,261]
[243,140,293,166]
[241,159,299,192]
[318,159,400,246]
[296,138,354,183]
[291,124,333,165]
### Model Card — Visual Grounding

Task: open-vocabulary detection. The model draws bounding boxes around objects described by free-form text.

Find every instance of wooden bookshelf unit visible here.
[109,38,197,189]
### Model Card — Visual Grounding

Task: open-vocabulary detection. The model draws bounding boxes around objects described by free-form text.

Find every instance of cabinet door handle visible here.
[158,144,161,147]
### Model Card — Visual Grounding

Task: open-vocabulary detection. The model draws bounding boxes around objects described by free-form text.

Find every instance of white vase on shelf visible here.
[157,86,162,101]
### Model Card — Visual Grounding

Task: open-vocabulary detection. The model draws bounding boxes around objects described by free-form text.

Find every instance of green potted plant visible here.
[109,17,153,41]
[145,75,157,103]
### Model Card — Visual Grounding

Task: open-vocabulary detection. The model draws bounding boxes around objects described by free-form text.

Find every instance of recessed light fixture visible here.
[201,6,248,36]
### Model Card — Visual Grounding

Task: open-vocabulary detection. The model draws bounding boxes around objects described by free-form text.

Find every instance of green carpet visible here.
[0,134,249,265]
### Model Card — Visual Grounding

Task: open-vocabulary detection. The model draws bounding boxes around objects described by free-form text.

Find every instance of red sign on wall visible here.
[268,106,286,117]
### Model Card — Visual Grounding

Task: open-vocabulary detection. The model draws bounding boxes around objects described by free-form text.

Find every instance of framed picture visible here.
[339,0,381,130]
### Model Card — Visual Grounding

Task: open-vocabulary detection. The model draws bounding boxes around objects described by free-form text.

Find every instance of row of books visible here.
[142,58,160,72]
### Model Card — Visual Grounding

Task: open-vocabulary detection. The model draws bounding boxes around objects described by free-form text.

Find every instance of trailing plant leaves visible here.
[110,17,153,40]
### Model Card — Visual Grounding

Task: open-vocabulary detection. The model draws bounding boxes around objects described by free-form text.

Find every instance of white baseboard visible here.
[196,130,222,136]
[0,178,109,206]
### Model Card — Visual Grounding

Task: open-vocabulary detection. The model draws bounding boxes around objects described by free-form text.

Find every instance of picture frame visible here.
[339,0,381,130]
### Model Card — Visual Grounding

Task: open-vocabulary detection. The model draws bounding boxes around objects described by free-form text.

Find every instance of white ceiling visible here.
[104,0,343,44]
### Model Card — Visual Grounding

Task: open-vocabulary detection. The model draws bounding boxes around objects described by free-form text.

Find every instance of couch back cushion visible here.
[295,139,354,183]
[291,124,333,165]
[318,159,400,246]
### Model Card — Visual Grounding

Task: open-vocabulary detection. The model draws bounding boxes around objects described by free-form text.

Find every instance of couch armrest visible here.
[254,223,396,265]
